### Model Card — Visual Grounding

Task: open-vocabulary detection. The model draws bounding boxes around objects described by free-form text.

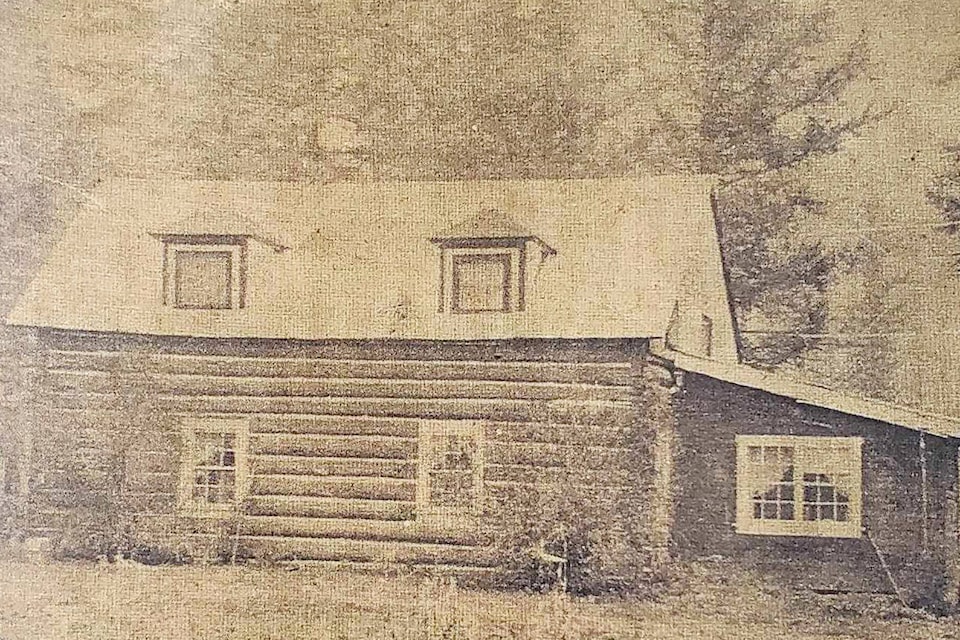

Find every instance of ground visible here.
[1,556,960,640]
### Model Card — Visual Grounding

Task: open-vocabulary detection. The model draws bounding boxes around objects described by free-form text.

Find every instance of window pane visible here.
[422,429,481,512]
[175,251,232,309]
[801,471,849,522]
[429,471,474,508]
[453,255,508,312]
[209,471,235,504]
[196,433,225,466]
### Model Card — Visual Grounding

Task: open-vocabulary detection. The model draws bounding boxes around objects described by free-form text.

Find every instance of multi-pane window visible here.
[192,432,237,505]
[180,419,248,514]
[418,421,483,518]
[735,435,862,538]
[162,237,246,310]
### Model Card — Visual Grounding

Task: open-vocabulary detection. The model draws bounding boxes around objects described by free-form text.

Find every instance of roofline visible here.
[428,235,558,256]
[149,231,290,253]
[709,188,744,363]
[653,344,960,439]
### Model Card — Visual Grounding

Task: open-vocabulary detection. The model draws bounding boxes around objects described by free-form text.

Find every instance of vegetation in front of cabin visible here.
[0,334,683,597]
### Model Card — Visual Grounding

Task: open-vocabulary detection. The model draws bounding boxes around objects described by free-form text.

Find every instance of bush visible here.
[481,480,662,596]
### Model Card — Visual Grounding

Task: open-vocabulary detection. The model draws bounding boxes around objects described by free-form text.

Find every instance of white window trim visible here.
[417,420,484,520]
[163,242,245,310]
[178,417,250,517]
[735,435,863,539]
[441,246,522,314]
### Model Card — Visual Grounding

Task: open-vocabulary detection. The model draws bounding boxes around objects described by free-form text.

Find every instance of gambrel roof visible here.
[7,176,738,361]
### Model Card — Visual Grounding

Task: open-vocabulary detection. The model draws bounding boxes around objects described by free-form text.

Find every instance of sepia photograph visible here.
[1,0,960,638]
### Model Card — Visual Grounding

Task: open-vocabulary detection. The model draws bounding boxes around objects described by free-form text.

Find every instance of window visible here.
[453,253,511,312]
[162,237,246,309]
[735,435,862,538]
[179,418,248,514]
[417,421,483,518]
[439,244,523,314]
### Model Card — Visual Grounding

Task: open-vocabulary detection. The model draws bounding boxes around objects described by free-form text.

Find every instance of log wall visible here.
[25,331,661,570]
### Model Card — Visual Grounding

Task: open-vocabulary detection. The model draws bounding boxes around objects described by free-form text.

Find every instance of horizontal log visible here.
[250,475,416,501]
[484,464,639,488]
[247,495,416,521]
[253,415,420,438]
[235,534,494,566]
[485,440,647,470]
[251,434,416,460]
[128,451,178,475]
[30,489,177,514]
[51,392,637,427]
[252,455,416,479]
[47,370,633,403]
[483,421,645,448]
[191,515,477,545]
[47,350,634,386]
[125,473,177,494]
[485,482,653,512]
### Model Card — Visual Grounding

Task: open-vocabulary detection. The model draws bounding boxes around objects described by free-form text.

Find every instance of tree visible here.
[641,0,883,364]
[168,0,618,181]
[928,145,960,236]
[343,0,609,180]
[0,1,89,314]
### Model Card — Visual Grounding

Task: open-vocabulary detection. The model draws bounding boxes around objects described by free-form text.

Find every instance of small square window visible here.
[453,254,511,313]
[438,244,524,314]
[735,435,862,538]
[175,251,232,309]
[161,237,246,310]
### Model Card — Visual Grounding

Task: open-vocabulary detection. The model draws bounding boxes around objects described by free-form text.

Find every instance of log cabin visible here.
[4,175,960,604]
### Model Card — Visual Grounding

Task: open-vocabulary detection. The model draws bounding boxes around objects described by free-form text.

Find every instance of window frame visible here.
[162,236,247,310]
[735,435,863,539]
[439,242,524,314]
[417,420,484,520]
[178,417,249,517]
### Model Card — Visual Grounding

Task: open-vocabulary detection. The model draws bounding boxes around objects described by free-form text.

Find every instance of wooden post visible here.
[649,365,677,571]
[920,433,929,551]
[947,444,960,609]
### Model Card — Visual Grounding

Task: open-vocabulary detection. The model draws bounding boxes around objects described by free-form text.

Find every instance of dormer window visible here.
[446,243,523,313]
[160,236,247,310]
[431,209,554,315]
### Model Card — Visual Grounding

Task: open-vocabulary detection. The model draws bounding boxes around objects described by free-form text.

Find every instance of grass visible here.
[1,556,960,639]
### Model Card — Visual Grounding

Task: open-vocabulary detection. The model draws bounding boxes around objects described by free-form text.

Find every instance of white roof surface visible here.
[659,345,960,439]
[7,176,738,360]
